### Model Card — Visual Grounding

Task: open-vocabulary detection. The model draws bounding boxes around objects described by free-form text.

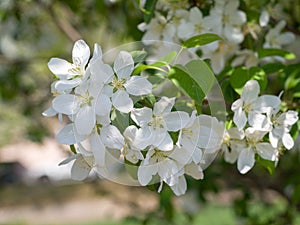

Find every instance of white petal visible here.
[282,133,294,150]
[90,133,106,167]
[112,90,133,113]
[90,43,103,64]
[90,59,114,84]
[130,107,152,127]
[101,125,125,149]
[42,106,57,117]
[170,175,187,196]
[114,51,134,80]
[156,132,174,151]
[75,106,96,135]
[71,154,91,181]
[153,96,175,116]
[269,131,279,148]
[224,145,239,164]
[237,147,255,174]
[59,154,77,166]
[52,94,80,115]
[123,125,138,143]
[231,99,243,111]
[256,143,277,161]
[185,163,203,180]
[56,123,86,145]
[95,93,112,116]
[259,10,269,27]
[54,78,82,91]
[158,159,178,186]
[124,76,152,96]
[48,58,73,79]
[284,111,298,126]
[134,126,154,149]
[242,80,260,104]
[165,111,189,131]
[138,163,158,186]
[72,39,90,69]
[254,95,281,113]
[233,107,247,130]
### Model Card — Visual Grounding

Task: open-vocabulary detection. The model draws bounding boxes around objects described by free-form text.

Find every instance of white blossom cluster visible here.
[139,0,295,73]
[43,40,226,196]
[222,80,298,174]
[44,40,298,195]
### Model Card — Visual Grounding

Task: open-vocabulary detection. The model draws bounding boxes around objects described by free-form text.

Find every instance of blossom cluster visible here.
[139,0,295,73]
[44,40,298,196]
[223,80,298,174]
[43,40,225,196]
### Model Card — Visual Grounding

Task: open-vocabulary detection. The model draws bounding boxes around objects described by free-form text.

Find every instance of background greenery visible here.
[0,0,300,224]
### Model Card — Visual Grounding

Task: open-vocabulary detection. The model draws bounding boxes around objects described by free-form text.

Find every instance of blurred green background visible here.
[0,0,300,225]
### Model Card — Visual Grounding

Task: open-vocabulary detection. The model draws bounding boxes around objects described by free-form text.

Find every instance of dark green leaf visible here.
[183,33,222,48]
[70,145,77,154]
[256,155,276,175]
[257,48,296,60]
[141,0,158,23]
[230,67,267,95]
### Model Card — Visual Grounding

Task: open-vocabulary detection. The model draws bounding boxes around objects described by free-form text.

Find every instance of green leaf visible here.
[169,60,216,106]
[261,62,285,74]
[257,48,296,60]
[130,50,147,64]
[183,33,222,48]
[229,67,267,95]
[256,155,275,175]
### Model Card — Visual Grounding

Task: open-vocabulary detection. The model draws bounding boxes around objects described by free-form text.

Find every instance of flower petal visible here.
[165,111,189,131]
[130,107,152,126]
[54,78,82,91]
[138,163,158,186]
[254,95,281,113]
[237,147,255,174]
[90,59,114,84]
[90,133,106,167]
[282,133,294,150]
[101,125,125,149]
[112,90,133,113]
[52,94,80,115]
[242,80,260,104]
[124,76,152,96]
[71,154,91,181]
[72,39,90,69]
[95,93,112,116]
[153,96,175,116]
[114,51,134,80]
[48,58,73,79]
[75,106,96,135]
[155,131,174,151]
[256,143,277,161]
[56,123,86,145]
[233,107,247,130]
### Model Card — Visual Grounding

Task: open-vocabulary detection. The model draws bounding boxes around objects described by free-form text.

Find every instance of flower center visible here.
[148,115,164,129]
[112,77,125,90]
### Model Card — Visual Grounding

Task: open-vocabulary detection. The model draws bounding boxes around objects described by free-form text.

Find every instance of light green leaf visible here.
[183,33,222,48]
[169,60,216,106]
[130,50,148,64]
[257,48,296,60]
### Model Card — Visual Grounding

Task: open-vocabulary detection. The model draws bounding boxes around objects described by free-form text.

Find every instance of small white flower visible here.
[231,80,281,130]
[231,50,259,68]
[131,96,189,151]
[237,127,278,174]
[264,20,295,49]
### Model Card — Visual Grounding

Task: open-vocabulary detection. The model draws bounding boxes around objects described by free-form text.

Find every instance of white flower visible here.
[263,20,295,49]
[231,80,281,130]
[52,80,112,135]
[205,0,246,44]
[201,40,238,74]
[177,7,209,40]
[48,40,102,91]
[59,146,95,181]
[231,50,259,68]
[268,110,298,150]
[259,10,270,27]
[138,12,176,44]
[122,125,144,164]
[222,127,245,164]
[237,127,278,174]
[131,96,189,151]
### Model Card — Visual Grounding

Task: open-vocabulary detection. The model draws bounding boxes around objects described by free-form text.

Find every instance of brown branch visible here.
[38,2,82,42]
